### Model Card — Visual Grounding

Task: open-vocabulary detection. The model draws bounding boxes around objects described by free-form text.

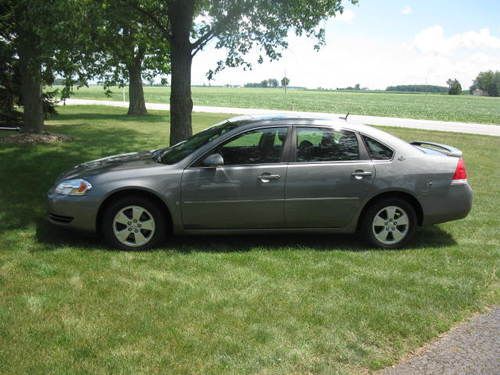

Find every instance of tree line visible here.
[1,0,357,145]
[244,77,290,88]
[386,85,448,93]
[386,71,500,96]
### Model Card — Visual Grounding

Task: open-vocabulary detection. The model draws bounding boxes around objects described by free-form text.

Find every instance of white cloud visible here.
[191,24,500,90]
[401,5,413,15]
[413,26,500,55]
[336,9,355,23]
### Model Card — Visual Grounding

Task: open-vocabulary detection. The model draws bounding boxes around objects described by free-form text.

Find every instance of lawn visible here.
[0,106,498,374]
[64,85,500,124]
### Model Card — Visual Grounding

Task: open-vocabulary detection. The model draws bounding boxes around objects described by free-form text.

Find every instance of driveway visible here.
[381,307,500,375]
[63,98,500,137]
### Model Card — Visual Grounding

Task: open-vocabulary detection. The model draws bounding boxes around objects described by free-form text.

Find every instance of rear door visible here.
[181,126,290,229]
[285,126,375,228]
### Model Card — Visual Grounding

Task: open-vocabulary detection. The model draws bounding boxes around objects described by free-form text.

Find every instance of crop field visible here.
[63,85,500,124]
[0,105,498,374]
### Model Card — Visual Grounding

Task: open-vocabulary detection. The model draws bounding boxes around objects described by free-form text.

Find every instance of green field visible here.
[64,85,500,124]
[0,106,499,374]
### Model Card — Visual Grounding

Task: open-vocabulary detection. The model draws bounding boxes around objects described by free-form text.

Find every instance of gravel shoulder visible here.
[381,307,500,375]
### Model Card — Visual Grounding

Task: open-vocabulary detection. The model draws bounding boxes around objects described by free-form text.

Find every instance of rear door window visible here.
[295,127,359,162]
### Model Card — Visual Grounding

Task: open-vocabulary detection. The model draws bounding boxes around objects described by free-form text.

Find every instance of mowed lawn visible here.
[0,106,498,374]
[66,85,500,124]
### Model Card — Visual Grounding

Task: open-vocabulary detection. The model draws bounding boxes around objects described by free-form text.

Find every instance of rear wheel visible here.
[102,195,167,250]
[361,198,417,248]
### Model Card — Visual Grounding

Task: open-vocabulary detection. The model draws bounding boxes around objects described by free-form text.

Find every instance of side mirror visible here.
[202,153,224,168]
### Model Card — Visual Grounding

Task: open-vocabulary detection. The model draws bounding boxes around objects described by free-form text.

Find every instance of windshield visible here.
[157,121,239,164]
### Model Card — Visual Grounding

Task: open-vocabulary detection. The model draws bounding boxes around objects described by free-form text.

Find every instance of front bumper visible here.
[47,192,99,232]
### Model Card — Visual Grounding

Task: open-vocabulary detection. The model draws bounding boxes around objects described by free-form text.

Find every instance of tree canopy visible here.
[470,71,500,97]
[0,0,97,132]
[91,0,170,115]
[2,0,358,137]
[131,0,358,144]
[447,79,462,95]
[281,77,290,87]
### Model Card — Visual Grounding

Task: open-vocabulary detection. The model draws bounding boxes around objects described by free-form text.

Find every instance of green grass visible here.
[64,85,500,124]
[0,106,499,374]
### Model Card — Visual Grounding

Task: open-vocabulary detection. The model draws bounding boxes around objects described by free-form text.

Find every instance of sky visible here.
[191,0,500,89]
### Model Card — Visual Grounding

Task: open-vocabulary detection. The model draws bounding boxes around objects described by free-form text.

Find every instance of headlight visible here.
[55,179,93,196]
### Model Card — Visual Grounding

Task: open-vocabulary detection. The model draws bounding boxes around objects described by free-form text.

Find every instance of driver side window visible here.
[214,127,288,165]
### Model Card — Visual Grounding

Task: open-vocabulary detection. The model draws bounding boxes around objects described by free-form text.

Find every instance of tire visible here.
[102,195,167,250]
[360,197,417,249]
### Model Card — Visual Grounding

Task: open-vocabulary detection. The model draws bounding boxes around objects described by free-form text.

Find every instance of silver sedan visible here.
[47,115,472,250]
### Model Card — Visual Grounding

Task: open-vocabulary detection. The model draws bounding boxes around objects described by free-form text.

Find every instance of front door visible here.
[181,126,290,230]
[285,126,374,228]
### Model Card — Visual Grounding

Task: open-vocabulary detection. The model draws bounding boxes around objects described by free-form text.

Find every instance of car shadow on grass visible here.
[35,218,457,253]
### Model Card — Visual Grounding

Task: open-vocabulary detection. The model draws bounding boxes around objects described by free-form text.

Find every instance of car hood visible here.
[59,151,159,180]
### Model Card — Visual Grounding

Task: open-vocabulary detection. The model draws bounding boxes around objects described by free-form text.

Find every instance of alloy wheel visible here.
[112,205,156,247]
[372,205,410,245]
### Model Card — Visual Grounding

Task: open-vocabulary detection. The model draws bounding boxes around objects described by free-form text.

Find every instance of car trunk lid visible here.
[410,141,468,185]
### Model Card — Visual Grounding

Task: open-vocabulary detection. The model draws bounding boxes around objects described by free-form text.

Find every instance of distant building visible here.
[472,88,487,96]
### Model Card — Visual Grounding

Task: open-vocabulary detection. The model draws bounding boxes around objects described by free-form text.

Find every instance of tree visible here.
[281,76,290,88]
[92,1,170,115]
[0,24,21,126]
[268,78,279,88]
[447,79,462,95]
[470,71,500,97]
[0,0,95,133]
[244,79,280,88]
[131,0,358,145]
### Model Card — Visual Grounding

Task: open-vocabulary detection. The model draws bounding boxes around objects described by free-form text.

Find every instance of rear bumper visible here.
[422,182,473,225]
[47,192,99,232]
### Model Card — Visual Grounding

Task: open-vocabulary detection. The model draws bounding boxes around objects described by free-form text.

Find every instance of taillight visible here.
[451,158,467,184]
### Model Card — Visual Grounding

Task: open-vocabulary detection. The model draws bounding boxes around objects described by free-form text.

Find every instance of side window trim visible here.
[188,125,292,168]
[356,131,371,161]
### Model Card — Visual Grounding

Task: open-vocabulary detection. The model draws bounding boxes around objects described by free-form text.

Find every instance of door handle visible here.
[351,170,372,180]
[258,173,281,183]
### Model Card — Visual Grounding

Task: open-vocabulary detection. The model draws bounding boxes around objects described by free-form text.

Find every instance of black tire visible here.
[360,197,417,249]
[101,195,167,250]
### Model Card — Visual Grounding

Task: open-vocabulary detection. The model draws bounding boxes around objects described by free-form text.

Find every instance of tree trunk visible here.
[168,0,194,146]
[127,53,147,116]
[18,43,44,133]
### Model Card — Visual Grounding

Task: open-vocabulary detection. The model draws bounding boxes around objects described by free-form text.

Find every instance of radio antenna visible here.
[340,112,350,121]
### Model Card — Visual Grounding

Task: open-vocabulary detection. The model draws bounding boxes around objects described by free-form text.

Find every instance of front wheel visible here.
[360,198,417,248]
[102,195,167,250]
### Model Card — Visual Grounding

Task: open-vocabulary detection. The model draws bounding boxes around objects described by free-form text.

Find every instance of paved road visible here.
[63,98,500,137]
[382,307,500,375]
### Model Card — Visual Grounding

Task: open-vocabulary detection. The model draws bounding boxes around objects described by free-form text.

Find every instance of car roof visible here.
[227,113,376,134]
[228,113,345,124]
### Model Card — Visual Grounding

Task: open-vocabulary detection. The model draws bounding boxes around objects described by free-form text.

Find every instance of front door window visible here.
[214,127,288,165]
